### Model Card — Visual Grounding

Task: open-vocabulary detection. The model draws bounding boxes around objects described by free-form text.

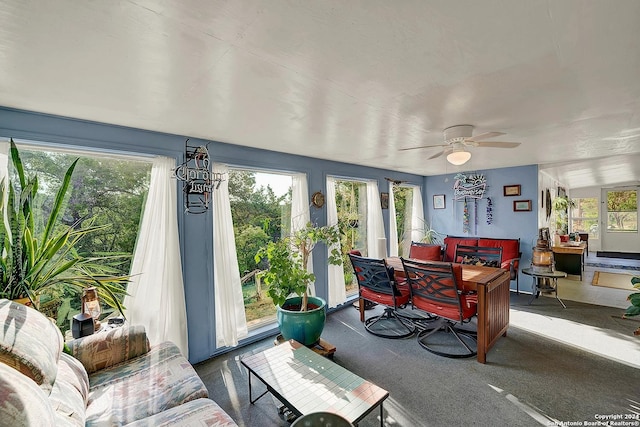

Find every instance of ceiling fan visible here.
[400,125,521,165]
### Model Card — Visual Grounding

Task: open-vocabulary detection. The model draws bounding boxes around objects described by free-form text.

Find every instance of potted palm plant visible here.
[255,221,342,346]
[0,140,129,318]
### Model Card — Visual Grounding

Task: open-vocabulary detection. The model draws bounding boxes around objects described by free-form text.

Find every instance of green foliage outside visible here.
[2,143,150,332]
[607,190,637,231]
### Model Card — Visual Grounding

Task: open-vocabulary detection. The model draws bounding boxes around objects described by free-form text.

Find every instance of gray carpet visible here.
[194,294,640,426]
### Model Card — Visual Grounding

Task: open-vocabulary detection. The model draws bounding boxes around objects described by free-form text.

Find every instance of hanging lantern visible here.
[82,287,102,330]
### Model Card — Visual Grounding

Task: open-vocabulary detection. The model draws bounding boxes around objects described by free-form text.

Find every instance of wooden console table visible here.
[552,243,586,280]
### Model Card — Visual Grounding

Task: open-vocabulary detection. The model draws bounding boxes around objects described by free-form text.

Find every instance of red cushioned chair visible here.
[409,242,443,261]
[401,258,478,358]
[348,253,416,339]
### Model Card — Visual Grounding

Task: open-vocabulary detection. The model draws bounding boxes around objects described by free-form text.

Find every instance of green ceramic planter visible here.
[277,296,326,346]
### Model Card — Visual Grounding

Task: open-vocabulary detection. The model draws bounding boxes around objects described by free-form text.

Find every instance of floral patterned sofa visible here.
[0,298,238,426]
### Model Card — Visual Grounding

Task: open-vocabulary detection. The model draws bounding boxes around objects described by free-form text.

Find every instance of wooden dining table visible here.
[384,257,511,364]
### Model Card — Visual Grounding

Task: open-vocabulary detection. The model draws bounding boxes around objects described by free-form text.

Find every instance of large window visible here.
[571,197,599,238]
[227,169,293,329]
[11,144,151,332]
[392,186,415,257]
[607,190,638,232]
[333,179,368,295]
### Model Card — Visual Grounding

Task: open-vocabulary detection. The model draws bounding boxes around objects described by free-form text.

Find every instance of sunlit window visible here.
[334,179,367,296]
[606,190,637,232]
[227,169,293,329]
[571,197,599,238]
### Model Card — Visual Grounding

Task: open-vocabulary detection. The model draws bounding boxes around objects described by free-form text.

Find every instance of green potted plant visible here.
[623,276,640,336]
[255,221,342,345]
[552,195,576,235]
[0,140,129,318]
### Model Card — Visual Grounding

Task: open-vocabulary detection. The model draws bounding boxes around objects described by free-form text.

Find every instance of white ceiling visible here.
[1,0,639,189]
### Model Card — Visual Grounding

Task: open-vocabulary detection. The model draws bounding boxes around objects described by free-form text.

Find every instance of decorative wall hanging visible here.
[173,140,225,214]
[453,173,487,200]
[513,200,532,212]
[380,192,389,209]
[433,194,446,209]
[463,199,470,233]
[311,191,325,208]
[503,184,521,196]
[545,189,552,219]
[486,197,493,225]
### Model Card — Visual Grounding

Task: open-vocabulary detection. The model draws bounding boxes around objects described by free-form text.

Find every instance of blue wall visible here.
[1,108,540,362]
[0,107,423,363]
[425,165,539,289]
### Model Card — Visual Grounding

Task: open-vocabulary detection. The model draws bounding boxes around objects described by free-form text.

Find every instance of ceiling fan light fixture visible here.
[446,148,471,165]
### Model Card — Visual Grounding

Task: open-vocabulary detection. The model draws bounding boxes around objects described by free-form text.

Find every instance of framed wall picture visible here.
[513,200,532,212]
[433,194,446,209]
[503,184,521,197]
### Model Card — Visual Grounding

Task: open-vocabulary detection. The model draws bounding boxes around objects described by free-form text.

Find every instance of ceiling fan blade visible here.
[428,150,445,160]
[473,141,521,148]
[399,144,448,152]
[465,131,505,142]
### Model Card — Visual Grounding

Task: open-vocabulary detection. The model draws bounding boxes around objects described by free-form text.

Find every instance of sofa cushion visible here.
[409,244,442,261]
[0,362,57,425]
[123,398,238,427]
[68,324,150,374]
[49,352,90,427]
[478,238,520,272]
[460,255,500,268]
[478,238,519,261]
[0,299,63,393]
[86,341,209,426]
[443,237,478,262]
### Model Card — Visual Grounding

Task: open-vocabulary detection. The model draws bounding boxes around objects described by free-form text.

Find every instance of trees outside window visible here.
[13,146,151,330]
[227,169,292,328]
[392,186,412,257]
[333,180,367,295]
[571,197,599,238]
[607,190,638,232]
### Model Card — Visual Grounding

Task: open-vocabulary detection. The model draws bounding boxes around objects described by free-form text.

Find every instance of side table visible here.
[522,268,567,308]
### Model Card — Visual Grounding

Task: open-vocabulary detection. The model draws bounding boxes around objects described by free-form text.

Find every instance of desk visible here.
[552,244,586,280]
[241,340,388,426]
[522,268,567,308]
[386,258,510,364]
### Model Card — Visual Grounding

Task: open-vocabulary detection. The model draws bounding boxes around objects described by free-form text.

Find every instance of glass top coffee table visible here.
[241,339,389,426]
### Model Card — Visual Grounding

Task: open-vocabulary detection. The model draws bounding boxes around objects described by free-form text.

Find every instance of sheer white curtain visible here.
[410,186,425,243]
[290,173,313,293]
[366,180,387,258]
[388,183,399,257]
[0,142,8,233]
[326,177,346,308]
[124,156,189,357]
[212,163,248,348]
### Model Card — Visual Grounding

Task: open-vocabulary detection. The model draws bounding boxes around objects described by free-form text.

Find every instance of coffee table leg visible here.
[553,278,567,308]
[379,402,384,427]
[528,276,537,305]
[247,370,269,404]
